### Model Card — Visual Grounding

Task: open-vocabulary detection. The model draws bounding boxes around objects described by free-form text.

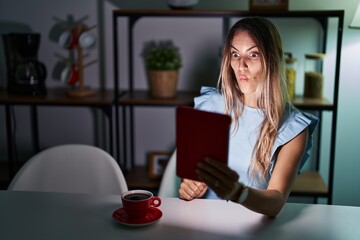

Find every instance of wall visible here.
[0,0,359,207]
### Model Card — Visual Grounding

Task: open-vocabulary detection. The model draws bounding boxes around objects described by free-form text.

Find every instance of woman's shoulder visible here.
[269,107,319,176]
[194,86,225,113]
[275,107,319,147]
[282,107,319,135]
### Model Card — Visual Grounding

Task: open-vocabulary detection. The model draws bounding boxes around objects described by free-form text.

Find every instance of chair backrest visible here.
[158,150,181,197]
[8,144,128,195]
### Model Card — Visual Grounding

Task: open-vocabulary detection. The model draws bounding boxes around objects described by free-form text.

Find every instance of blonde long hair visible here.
[218,17,292,185]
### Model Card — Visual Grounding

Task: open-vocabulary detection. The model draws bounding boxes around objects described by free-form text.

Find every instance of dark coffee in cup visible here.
[124,193,150,201]
[121,190,161,219]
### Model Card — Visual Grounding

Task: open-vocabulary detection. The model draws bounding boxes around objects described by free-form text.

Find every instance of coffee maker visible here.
[2,33,47,96]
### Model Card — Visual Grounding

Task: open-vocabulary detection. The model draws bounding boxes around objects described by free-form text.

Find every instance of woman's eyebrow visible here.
[230,45,258,52]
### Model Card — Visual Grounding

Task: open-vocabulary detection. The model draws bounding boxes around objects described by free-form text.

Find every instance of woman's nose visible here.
[238,58,248,71]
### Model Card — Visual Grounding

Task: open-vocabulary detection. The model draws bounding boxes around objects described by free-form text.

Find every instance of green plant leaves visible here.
[144,41,182,70]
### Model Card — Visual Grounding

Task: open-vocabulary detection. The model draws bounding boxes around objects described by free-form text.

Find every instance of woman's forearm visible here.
[233,187,287,217]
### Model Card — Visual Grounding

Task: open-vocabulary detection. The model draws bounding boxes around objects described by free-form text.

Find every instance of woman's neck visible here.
[243,92,259,108]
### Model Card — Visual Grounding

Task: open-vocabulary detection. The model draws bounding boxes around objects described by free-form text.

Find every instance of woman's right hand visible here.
[179,178,208,200]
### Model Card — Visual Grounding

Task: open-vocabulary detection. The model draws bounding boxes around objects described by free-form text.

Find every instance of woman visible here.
[178,17,318,217]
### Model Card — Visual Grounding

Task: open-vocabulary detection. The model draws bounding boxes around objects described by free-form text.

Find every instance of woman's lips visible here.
[239,75,248,81]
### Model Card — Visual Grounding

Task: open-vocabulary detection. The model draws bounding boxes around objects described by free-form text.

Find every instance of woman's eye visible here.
[231,52,240,59]
[249,52,259,59]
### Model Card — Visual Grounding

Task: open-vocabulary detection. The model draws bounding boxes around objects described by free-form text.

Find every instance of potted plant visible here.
[143,40,182,98]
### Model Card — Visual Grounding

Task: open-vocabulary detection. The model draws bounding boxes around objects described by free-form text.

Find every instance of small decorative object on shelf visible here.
[249,0,288,12]
[285,52,297,100]
[147,152,171,180]
[304,53,325,99]
[143,40,182,98]
[166,0,199,10]
[54,16,97,97]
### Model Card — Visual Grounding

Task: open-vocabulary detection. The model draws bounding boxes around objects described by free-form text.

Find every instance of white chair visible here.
[158,150,181,197]
[8,144,128,195]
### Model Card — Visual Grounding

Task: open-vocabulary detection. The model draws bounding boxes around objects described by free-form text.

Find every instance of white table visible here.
[0,190,359,240]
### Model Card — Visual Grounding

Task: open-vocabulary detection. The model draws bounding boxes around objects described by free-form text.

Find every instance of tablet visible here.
[176,106,231,181]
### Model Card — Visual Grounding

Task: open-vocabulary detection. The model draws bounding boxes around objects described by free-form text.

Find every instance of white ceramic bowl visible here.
[166,0,199,9]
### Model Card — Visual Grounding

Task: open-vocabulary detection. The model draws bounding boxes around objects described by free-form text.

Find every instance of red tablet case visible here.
[176,106,232,181]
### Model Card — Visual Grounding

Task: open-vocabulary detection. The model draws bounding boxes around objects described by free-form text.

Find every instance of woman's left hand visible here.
[196,157,240,200]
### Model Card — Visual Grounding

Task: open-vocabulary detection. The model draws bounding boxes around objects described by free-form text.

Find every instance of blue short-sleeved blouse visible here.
[194,86,319,199]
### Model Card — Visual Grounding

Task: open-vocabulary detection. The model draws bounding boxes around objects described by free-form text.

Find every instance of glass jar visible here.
[304,53,325,98]
[285,53,297,100]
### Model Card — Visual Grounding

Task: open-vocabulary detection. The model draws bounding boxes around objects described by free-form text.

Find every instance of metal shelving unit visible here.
[112,9,344,203]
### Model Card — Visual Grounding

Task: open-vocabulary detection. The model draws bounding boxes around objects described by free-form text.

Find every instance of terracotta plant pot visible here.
[148,70,179,98]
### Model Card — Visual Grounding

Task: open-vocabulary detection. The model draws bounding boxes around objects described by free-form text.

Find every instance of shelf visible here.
[117,90,198,106]
[114,10,343,204]
[0,88,114,106]
[125,166,161,190]
[116,91,333,109]
[113,9,344,19]
[1,88,117,178]
[291,171,328,197]
[292,96,333,110]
